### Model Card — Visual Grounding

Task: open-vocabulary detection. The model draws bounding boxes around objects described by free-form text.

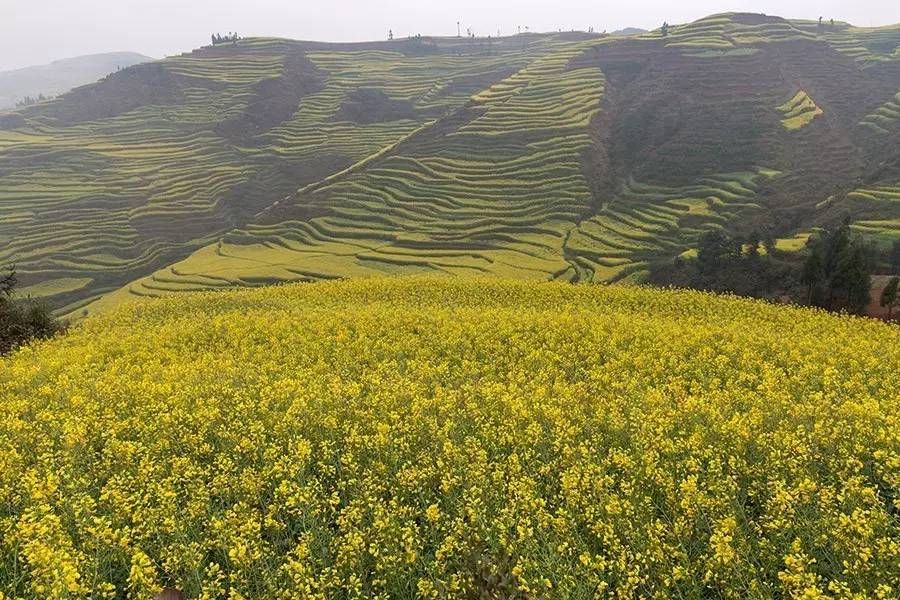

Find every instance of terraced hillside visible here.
[0,35,568,310]
[860,91,900,135]
[89,13,900,305]
[2,13,900,310]
[826,183,900,248]
[103,37,602,298]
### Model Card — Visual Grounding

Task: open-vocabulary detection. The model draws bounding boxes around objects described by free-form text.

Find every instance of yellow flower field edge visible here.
[1,277,898,598]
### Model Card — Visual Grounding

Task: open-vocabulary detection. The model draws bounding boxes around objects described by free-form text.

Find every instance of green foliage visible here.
[85,37,607,308]
[802,224,875,313]
[4,14,900,315]
[777,90,823,130]
[860,92,900,135]
[697,230,741,273]
[1,36,566,312]
[650,230,799,300]
[881,276,899,318]
[0,266,66,355]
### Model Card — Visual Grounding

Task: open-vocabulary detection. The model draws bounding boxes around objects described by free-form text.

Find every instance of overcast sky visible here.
[2,1,899,71]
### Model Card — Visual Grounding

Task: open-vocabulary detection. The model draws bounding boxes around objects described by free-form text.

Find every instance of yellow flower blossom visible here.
[0,277,897,598]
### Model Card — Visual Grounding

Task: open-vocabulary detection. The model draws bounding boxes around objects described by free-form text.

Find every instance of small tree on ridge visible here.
[881,276,899,320]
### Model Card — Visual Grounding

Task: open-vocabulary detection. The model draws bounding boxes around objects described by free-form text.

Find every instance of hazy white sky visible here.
[2,1,899,71]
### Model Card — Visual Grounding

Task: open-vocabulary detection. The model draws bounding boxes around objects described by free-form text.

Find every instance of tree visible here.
[745,230,762,258]
[801,249,824,304]
[838,242,872,313]
[697,230,740,274]
[0,265,66,355]
[16,93,50,107]
[890,240,900,274]
[0,265,15,296]
[761,229,777,256]
[881,276,899,320]
[661,22,669,37]
[802,224,874,313]
[648,229,798,300]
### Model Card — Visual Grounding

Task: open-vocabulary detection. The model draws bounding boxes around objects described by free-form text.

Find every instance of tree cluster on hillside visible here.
[15,94,47,108]
[0,266,65,355]
[211,32,239,45]
[649,229,798,300]
[651,224,884,317]
[801,223,875,314]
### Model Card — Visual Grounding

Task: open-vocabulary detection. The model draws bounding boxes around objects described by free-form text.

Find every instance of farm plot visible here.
[0,37,549,311]
[101,38,608,304]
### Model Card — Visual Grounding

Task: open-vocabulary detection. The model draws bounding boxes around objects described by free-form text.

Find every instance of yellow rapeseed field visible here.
[1,278,898,599]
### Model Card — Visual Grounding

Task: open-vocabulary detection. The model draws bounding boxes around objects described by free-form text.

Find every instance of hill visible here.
[0,34,575,312]
[1,277,897,597]
[610,27,648,36]
[1,14,899,313]
[100,13,900,309]
[0,52,152,109]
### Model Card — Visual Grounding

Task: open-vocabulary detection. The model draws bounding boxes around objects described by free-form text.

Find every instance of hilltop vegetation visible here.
[1,278,897,597]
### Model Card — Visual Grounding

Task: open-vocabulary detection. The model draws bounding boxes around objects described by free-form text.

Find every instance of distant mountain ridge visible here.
[610,27,648,36]
[0,52,153,109]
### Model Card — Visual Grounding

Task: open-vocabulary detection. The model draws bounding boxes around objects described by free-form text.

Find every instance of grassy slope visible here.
[2,277,898,597]
[2,14,900,314]
[0,36,558,312]
[98,36,604,305]
[87,14,900,313]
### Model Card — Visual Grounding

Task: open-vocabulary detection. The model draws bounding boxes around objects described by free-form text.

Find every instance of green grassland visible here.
[657,13,818,48]
[565,170,779,282]
[3,13,900,313]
